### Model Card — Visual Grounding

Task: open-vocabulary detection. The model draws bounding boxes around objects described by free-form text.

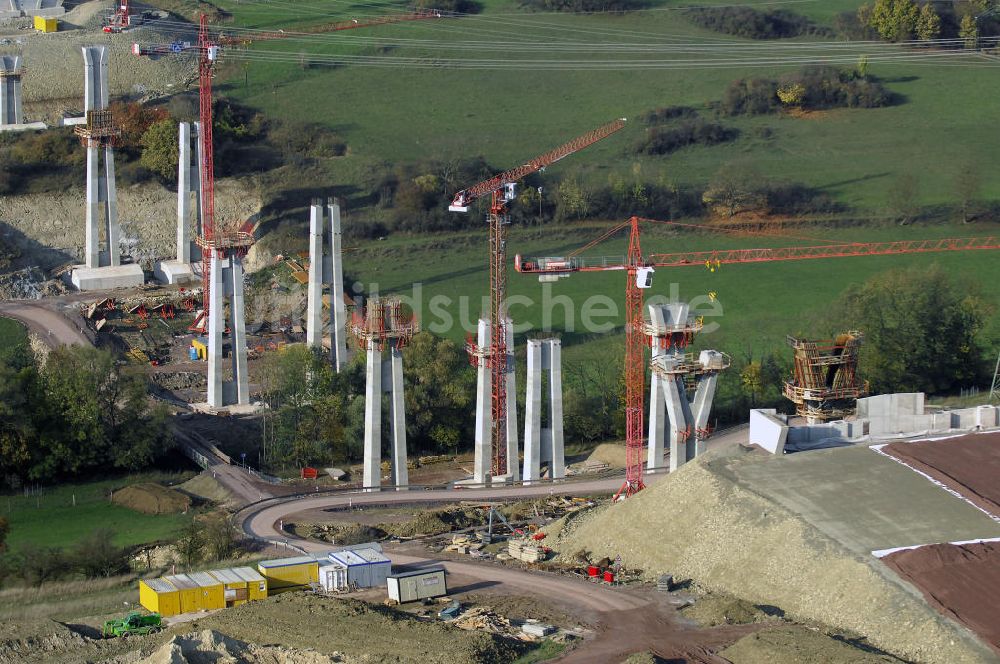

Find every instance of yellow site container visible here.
[187,571,225,610]
[209,566,268,607]
[33,16,57,32]
[139,577,180,617]
[163,574,201,614]
[257,555,318,593]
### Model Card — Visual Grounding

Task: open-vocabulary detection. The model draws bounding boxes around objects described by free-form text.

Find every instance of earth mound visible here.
[112,483,191,515]
[141,629,341,664]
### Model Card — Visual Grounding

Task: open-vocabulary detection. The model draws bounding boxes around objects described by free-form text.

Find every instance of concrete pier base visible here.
[70,263,144,291]
[153,259,194,285]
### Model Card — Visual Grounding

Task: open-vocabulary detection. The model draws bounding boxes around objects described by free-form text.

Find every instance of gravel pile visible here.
[546,446,994,664]
[141,629,343,664]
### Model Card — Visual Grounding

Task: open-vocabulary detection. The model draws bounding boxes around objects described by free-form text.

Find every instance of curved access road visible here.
[237,454,754,663]
[0,300,92,348]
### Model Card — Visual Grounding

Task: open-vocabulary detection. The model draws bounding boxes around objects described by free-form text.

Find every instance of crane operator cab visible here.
[636,266,654,289]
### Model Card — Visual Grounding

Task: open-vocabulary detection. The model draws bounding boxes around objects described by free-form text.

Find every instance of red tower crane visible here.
[103,0,131,33]
[449,118,626,478]
[515,217,1000,499]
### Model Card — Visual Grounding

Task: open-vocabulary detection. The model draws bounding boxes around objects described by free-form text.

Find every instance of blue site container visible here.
[188,347,198,361]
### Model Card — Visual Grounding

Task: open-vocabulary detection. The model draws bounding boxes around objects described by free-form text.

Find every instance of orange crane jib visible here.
[515,235,1000,274]
[450,118,626,211]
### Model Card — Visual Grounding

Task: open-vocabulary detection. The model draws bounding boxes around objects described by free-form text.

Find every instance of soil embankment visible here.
[546,447,996,664]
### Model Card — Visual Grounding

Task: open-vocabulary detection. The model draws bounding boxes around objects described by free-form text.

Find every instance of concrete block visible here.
[70,263,143,291]
[976,405,998,429]
[749,409,788,454]
[153,259,194,285]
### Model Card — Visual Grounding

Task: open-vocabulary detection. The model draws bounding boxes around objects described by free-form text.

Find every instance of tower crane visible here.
[515,217,1000,499]
[449,118,626,479]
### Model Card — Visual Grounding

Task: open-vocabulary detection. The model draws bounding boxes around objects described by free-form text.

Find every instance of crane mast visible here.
[451,119,626,478]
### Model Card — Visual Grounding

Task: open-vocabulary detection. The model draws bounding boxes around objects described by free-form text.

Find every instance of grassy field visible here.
[2,472,194,552]
[342,219,1000,366]
[141,1,1000,385]
[185,0,1000,213]
[0,316,28,364]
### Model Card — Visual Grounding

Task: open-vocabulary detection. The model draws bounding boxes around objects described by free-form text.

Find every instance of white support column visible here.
[104,145,119,266]
[547,339,564,480]
[691,373,719,458]
[523,339,542,484]
[363,341,382,492]
[503,319,519,483]
[176,121,192,263]
[206,253,226,408]
[647,336,666,471]
[306,200,324,349]
[389,347,408,490]
[0,55,23,126]
[662,374,693,472]
[472,319,491,485]
[193,122,205,238]
[328,199,349,372]
[228,255,249,405]
[84,145,100,268]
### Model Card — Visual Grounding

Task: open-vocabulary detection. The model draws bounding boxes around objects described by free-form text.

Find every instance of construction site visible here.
[1,1,1000,663]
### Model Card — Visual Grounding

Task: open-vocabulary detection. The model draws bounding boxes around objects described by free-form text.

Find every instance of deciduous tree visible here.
[916,3,941,41]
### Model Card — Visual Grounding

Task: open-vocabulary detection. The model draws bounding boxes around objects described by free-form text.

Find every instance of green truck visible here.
[102,611,162,638]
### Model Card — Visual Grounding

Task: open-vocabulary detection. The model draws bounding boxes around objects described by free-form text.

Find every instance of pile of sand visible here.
[177,472,233,505]
[546,447,992,664]
[141,629,342,664]
[112,483,191,515]
[679,594,771,627]
[585,443,626,468]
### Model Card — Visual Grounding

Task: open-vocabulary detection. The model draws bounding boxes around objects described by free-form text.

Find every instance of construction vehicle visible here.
[102,611,162,638]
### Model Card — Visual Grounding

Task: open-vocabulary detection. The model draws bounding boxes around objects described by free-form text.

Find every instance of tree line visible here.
[0,345,174,490]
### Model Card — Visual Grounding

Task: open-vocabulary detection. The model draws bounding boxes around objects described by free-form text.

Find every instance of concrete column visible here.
[662,374,693,472]
[472,319,491,485]
[647,336,666,471]
[104,146,119,266]
[82,46,108,114]
[691,373,719,458]
[84,146,100,268]
[206,253,226,408]
[0,55,23,126]
[306,200,324,349]
[363,341,382,492]
[389,347,408,490]
[328,199,349,372]
[193,122,204,238]
[503,319,519,482]
[228,255,249,405]
[547,339,565,480]
[176,122,191,263]
[523,340,541,484]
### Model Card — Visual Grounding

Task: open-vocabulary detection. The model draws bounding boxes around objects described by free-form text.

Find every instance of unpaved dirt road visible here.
[0,300,92,347]
[236,452,757,663]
